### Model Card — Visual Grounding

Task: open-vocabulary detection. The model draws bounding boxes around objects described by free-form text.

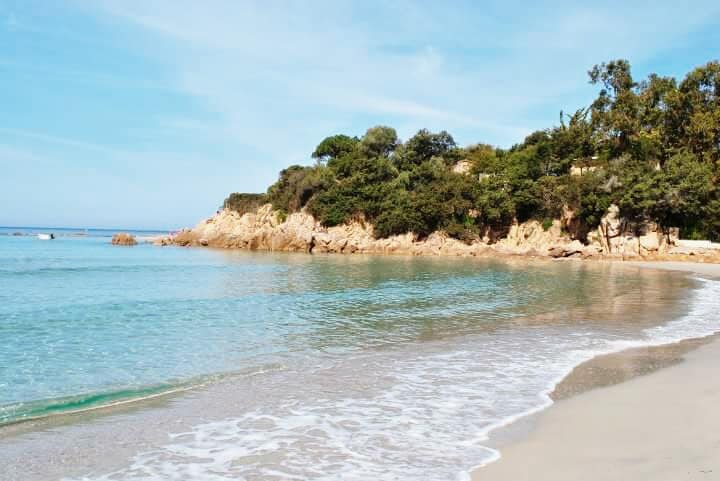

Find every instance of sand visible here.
[623,260,720,280]
[473,260,720,481]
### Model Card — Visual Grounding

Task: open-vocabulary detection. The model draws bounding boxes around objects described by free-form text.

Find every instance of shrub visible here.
[222,193,267,215]
[266,165,331,214]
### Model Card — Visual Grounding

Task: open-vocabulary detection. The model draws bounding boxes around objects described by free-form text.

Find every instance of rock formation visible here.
[111,233,137,246]
[158,205,489,256]
[155,203,720,262]
[586,205,676,258]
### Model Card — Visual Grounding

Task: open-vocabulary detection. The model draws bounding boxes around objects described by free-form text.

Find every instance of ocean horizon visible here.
[0,226,174,237]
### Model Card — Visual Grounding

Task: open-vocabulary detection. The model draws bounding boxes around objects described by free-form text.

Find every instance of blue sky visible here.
[1,1,719,229]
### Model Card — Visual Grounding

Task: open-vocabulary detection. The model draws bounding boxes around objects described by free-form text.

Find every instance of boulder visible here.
[591,204,676,257]
[111,233,137,246]
[495,219,569,255]
[173,230,197,246]
[548,240,585,258]
[597,204,624,253]
[152,236,174,246]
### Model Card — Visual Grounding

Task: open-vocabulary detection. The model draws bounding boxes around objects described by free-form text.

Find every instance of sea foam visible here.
[66,278,720,481]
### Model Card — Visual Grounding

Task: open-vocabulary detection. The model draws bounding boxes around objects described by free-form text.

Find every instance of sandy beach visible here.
[473,261,720,481]
[622,260,720,279]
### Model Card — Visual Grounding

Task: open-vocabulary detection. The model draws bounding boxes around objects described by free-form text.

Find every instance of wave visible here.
[0,363,287,427]
[466,275,720,476]
[57,277,720,481]
[0,384,192,427]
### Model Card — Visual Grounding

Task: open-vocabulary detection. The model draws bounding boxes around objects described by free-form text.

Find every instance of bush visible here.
[307,186,358,226]
[222,193,267,215]
[266,165,331,214]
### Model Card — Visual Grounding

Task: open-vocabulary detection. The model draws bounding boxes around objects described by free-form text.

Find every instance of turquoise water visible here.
[0,230,588,422]
[2,229,719,480]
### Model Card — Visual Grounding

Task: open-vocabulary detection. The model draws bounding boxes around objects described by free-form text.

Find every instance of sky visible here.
[1,1,719,229]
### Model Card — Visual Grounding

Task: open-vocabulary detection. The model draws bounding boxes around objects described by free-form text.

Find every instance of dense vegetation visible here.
[222,192,267,215]
[226,60,720,242]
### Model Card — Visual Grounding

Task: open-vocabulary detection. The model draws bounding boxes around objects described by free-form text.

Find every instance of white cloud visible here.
[85,1,527,151]
[84,0,720,153]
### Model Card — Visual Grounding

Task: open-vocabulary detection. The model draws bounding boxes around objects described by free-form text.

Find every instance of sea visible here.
[1,226,719,481]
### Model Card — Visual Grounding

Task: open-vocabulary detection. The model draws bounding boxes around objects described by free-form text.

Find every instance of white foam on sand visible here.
[67,279,720,481]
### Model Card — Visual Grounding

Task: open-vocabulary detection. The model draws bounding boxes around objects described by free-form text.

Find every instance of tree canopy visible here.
[224,59,720,242]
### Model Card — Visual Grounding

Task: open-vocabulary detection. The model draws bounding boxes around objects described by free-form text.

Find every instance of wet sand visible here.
[623,260,720,280]
[473,261,720,481]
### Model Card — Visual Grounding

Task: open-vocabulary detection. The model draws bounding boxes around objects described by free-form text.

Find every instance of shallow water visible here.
[1,232,717,480]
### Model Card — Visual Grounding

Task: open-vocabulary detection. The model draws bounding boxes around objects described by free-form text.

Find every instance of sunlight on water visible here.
[1,232,717,480]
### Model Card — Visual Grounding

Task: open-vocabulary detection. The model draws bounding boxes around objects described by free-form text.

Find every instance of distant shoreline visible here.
[0,226,172,234]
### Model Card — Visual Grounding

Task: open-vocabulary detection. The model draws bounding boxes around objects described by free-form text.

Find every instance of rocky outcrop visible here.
[495,220,567,256]
[452,160,472,174]
[494,219,603,258]
[586,204,676,258]
[156,203,720,262]
[165,205,316,252]
[111,233,137,246]
[157,205,491,256]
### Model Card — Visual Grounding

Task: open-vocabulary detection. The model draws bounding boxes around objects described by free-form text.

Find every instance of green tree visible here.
[667,62,720,165]
[474,176,515,227]
[225,58,720,242]
[663,150,713,231]
[359,126,399,158]
[311,134,359,164]
[465,143,502,175]
[396,129,459,170]
[266,165,331,213]
[589,59,640,156]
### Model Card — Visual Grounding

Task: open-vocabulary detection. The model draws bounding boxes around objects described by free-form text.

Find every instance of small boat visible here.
[37,233,55,240]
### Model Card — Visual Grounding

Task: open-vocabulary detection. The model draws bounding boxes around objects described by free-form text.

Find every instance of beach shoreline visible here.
[471,260,720,480]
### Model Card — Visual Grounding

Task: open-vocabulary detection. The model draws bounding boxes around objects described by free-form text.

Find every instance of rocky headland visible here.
[155,204,720,262]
